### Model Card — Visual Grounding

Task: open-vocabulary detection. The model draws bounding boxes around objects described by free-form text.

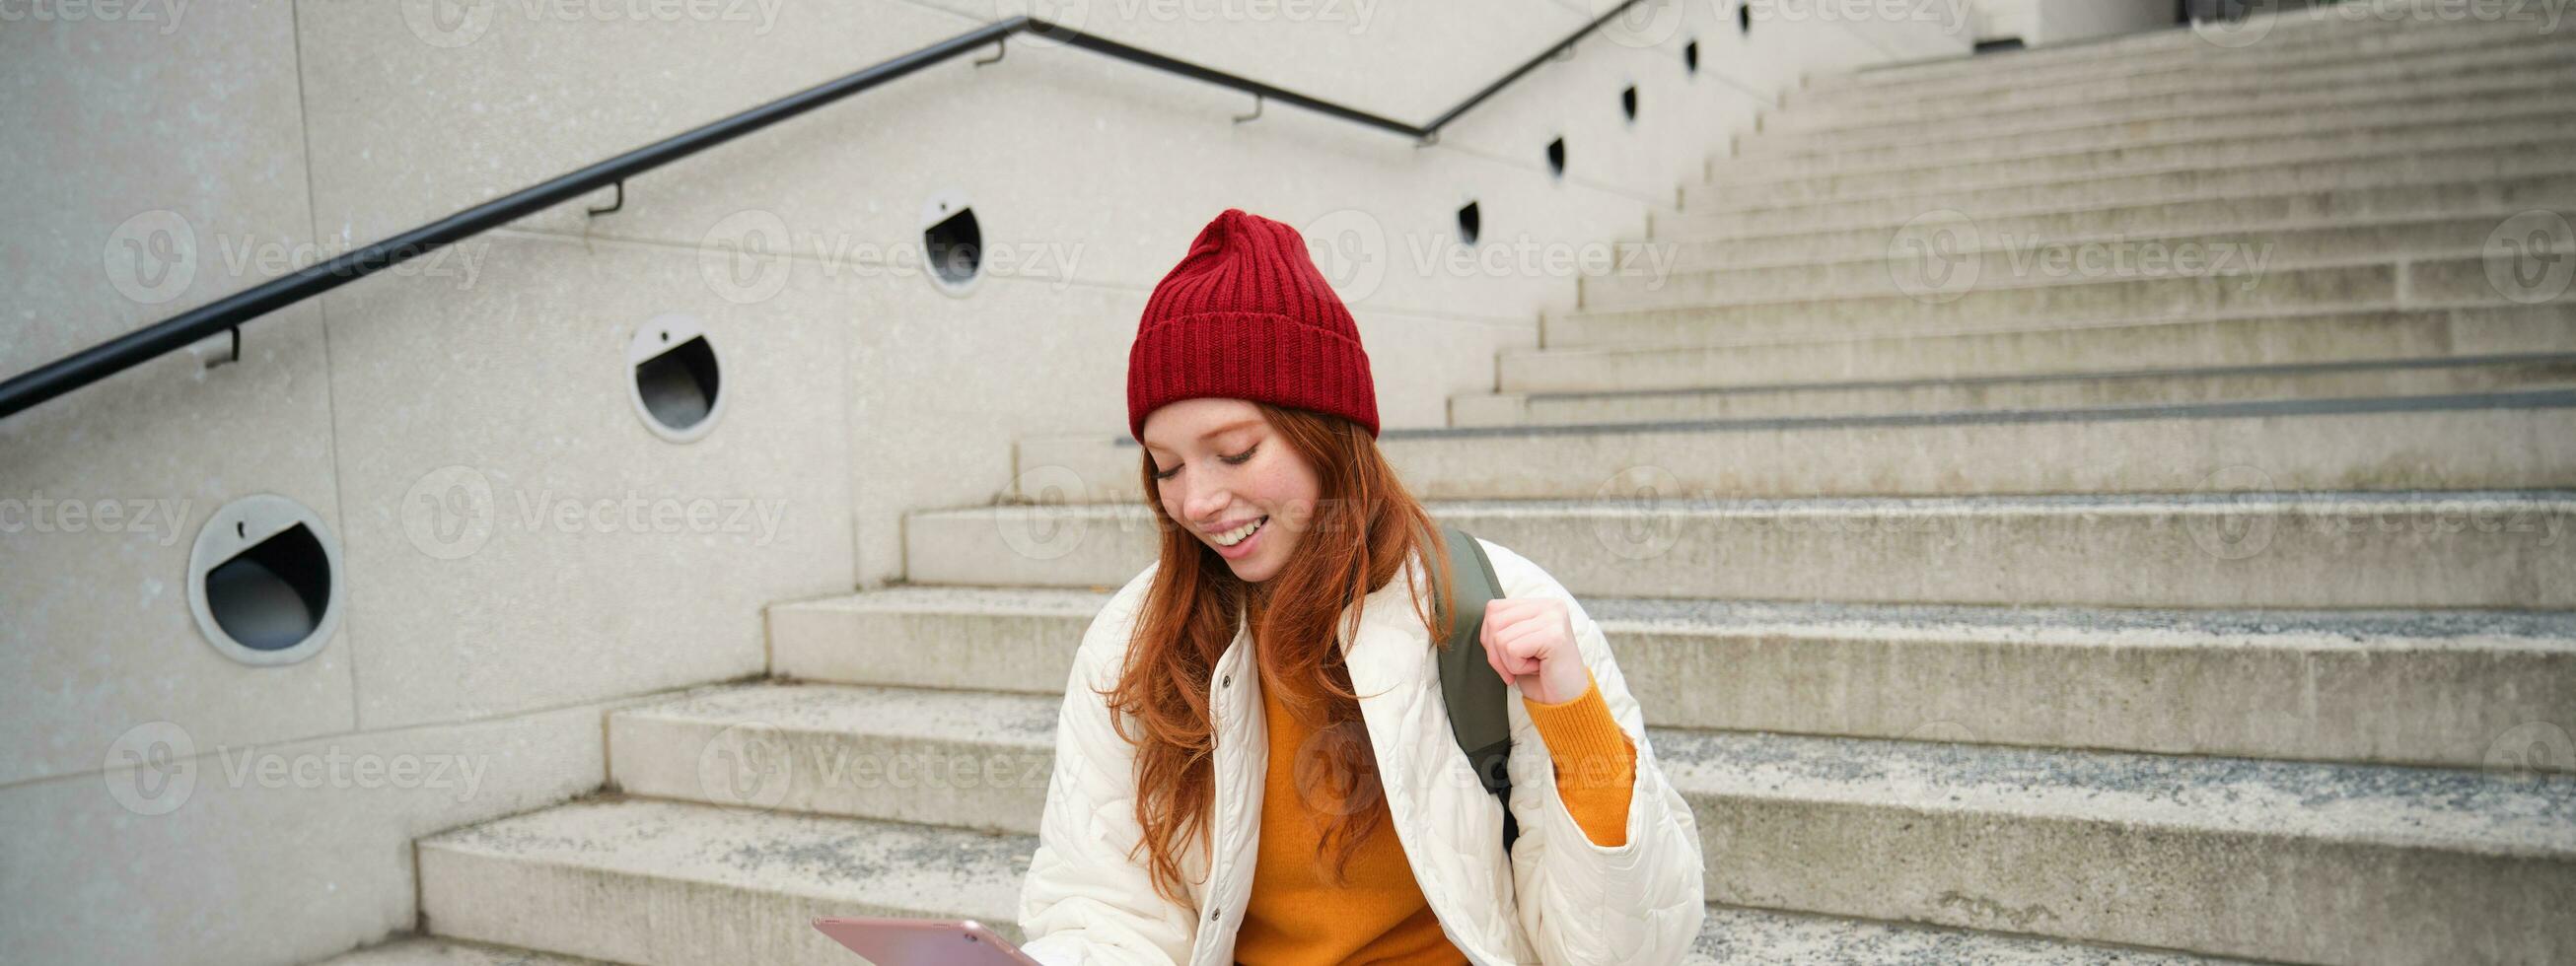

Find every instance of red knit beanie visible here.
[1127,208,1380,443]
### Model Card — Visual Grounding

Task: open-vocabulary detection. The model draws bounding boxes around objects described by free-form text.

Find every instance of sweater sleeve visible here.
[1518,667,1636,848]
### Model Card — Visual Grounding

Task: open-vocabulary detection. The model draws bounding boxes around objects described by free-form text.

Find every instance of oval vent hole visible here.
[635,334,721,432]
[925,206,983,288]
[205,522,330,653]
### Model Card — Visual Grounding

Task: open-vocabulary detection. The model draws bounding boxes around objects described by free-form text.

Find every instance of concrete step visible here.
[1797,5,2469,90]
[1635,212,2572,305]
[1798,8,2549,103]
[1711,102,2576,184]
[1655,172,2576,257]
[1735,90,2576,172]
[1782,29,2573,127]
[1702,113,2576,203]
[1673,727,2576,965]
[1458,355,2576,425]
[906,491,2576,608]
[459,689,2576,965]
[308,936,614,965]
[1670,146,2576,242]
[1748,67,2576,158]
[1689,126,2576,222]
[1766,37,2576,142]
[1572,253,2569,345]
[1688,905,2247,964]
[408,794,2254,965]
[416,794,1030,966]
[765,593,2576,772]
[1020,388,2576,500]
[1529,304,2576,377]
[608,681,1058,831]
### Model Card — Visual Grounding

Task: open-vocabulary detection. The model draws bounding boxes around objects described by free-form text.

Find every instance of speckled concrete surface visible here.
[569,680,2576,962]
[419,795,1033,966]
[411,791,2274,966]
[309,935,618,965]
[905,492,2576,608]
[769,586,2576,771]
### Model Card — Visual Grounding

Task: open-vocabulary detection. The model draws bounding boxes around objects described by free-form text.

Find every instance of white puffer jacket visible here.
[1016,536,1705,965]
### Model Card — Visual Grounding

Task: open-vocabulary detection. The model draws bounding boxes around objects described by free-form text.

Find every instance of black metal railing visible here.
[1,3,1647,419]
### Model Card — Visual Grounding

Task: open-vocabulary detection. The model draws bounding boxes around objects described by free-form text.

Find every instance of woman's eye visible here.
[1151,445,1255,483]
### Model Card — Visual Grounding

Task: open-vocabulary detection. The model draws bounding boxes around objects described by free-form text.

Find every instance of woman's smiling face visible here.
[1140,397,1321,585]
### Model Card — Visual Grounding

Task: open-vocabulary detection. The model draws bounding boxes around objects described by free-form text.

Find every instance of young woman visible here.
[1016,209,1704,965]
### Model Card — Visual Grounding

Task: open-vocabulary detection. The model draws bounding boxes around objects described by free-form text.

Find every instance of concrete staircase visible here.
[328,11,2576,966]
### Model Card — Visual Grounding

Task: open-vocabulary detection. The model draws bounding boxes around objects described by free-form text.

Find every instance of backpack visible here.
[1431,522,1519,855]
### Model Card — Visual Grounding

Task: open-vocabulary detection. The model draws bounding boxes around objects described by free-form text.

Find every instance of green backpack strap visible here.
[1434,522,1518,854]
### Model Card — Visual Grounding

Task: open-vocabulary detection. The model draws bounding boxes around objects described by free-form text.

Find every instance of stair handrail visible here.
[1,3,1648,420]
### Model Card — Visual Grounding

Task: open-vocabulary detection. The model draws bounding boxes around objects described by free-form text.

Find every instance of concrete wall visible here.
[1975,0,2178,45]
[0,1,1968,962]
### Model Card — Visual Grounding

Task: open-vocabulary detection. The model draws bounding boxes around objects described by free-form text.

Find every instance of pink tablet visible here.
[812,916,1044,965]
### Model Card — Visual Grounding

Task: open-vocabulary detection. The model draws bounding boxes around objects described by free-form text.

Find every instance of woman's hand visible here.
[1480,597,1590,705]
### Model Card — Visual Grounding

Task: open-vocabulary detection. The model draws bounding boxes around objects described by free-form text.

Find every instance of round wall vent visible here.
[922,190,983,297]
[187,493,344,666]
[628,312,726,443]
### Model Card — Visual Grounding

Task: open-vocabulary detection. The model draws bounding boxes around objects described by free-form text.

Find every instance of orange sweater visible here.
[1230,668,1638,965]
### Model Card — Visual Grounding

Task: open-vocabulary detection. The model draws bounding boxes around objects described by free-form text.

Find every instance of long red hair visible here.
[1098,401,1460,909]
